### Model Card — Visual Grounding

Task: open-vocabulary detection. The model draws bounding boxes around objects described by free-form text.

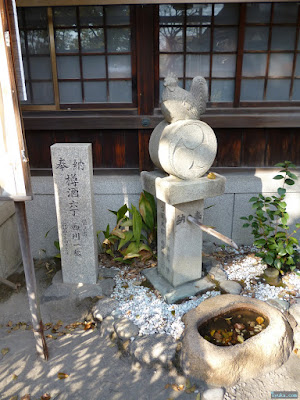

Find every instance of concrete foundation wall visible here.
[26,169,300,258]
[0,202,22,277]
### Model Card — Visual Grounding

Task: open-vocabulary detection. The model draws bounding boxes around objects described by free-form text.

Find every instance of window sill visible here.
[22,107,300,130]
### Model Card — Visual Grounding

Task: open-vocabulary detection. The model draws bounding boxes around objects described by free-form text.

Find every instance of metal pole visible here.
[14,201,48,360]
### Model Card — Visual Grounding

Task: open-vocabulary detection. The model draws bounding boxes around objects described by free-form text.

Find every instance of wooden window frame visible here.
[156,3,300,109]
[20,4,137,111]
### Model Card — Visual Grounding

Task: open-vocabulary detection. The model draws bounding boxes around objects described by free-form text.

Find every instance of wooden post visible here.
[14,202,48,360]
[0,0,48,360]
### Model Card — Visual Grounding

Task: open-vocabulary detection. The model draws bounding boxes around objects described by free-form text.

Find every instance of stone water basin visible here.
[180,294,293,387]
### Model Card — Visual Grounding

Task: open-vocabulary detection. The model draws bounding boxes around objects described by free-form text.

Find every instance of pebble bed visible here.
[110,246,300,340]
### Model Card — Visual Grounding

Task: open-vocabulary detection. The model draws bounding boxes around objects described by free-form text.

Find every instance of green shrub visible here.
[99,190,157,263]
[241,161,300,274]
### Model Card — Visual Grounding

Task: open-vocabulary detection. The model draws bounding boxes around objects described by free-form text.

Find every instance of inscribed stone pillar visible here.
[51,143,98,284]
[157,199,204,287]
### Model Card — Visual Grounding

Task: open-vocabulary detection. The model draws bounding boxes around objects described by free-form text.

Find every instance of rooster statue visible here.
[161,74,208,123]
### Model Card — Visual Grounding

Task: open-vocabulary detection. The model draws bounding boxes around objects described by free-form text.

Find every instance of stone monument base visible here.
[143,266,215,304]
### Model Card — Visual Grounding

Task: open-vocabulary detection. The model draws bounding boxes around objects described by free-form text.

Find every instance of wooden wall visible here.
[25,127,300,170]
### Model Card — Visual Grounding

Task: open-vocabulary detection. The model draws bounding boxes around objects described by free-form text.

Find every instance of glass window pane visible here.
[53,7,77,27]
[81,28,104,52]
[266,79,291,101]
[186,27,210,52]
[82,55,106,78]
[213,28,238,52]
[29,56,52,79]
[27,30,49,54]
[57,56,80,79]
[106,6,130,25]
[244,27,269,51]
[25,7,47,29]
[159,5,184,26]
[20,31,26,55]
[107,28,131,52]
[79,6,103,26]
[271,27,296,51]
[240,79,264,101]
[159,54,184,78]
[186,54,210,77]
[159,27,183,52]
[246,4,271,23]
[273,3,298,24]
[214,4,239,25]
[109,80,132,102]
[108,55,131,78]
[59,82,82,103]
[84,81,106,102]
[22,58,28,80]
[186,4,212,25]
[269,54,293,77]
[292,79,300,100]
[295,55,300,77]
[55,29,78,53]
[211,79,235,102]
[212,54,236,77]
[242,54,267,77]
[31,82,54,104]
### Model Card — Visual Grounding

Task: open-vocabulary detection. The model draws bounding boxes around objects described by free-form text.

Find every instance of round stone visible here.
[149,119,217,180]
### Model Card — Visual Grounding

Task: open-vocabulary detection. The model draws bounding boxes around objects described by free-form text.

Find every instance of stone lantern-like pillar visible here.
[141,75,226,303]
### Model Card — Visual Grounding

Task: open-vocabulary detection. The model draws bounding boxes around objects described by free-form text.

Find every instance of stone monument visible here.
[141,75,226,303]
[51,143,98,284]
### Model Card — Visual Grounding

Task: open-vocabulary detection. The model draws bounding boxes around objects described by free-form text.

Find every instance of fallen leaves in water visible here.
[57,372,69,380]
[256,316,264,325]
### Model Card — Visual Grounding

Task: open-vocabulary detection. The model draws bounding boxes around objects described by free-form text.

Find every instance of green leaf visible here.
[274,259,282,270]
[117,231,134,251]
[285,178,295,186]
[139,192,154,230]
[120,220,133,227]
[274,162,285,167]
[111,229,126,240]
[248,215,253,221]
[254,239,266,246]
[242,223,250,228]
[54,240,60,251]
[286,244,294,255]
[277,188,286,197]
[249,197,258,202]
[117,204,128,222]
[240,217,248,220]
[264,255,274,265]
[143,191,156,217]
[121,242,139,256]
[131,205,142,245]
[286,171,298,180]
[273,175,284,180]
[295,223,300,229]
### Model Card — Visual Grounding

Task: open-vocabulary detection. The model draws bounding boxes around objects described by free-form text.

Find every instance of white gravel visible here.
[111,271,220,340]
[107,246,300,340]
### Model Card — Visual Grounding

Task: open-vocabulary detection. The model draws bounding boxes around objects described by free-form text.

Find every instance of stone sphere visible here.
[149,119,217,180]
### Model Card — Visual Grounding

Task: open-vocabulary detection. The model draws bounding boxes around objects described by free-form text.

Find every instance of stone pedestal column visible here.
[158,199,204,287]
[141,171,226,303]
